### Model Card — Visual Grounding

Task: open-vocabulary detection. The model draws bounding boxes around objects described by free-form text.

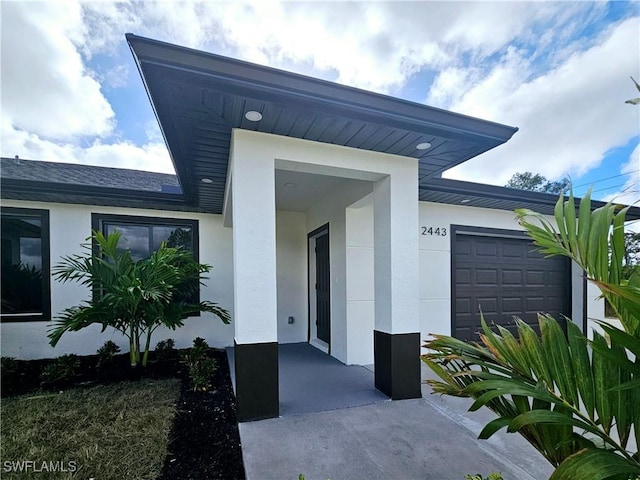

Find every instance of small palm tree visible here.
[49,231,230,367]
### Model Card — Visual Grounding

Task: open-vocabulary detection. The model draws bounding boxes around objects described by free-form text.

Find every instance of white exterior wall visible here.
[586,282,624,339]
[345,197,375,365]
[1,200,314,359]
[276,211,308,344]
[1,199,237,359]
[418,201,587,340]
[306,180,373,364]
[2,195,598,362]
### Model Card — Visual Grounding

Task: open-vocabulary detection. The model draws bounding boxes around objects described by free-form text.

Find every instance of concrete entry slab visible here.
[238,362,553,480]
[227,343,388,418]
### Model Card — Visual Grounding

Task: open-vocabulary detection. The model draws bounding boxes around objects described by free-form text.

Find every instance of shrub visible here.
[465,474,503,480]
[155,338,176,360]
[181,338,217,391]
[96,340,121,367]
[1,357,19,389]
[1,356,17,376]
[40,354,81,384]
[192,337,208,353]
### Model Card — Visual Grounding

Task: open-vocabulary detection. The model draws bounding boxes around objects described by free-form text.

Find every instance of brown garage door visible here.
[453,232,571,342]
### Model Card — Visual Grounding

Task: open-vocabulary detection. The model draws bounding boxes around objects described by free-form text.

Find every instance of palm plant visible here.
[625,76,640,105]
[422,191,640,479]
[49,231,230,367]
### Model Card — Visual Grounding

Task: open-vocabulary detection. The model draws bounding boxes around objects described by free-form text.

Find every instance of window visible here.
[91,214,200,302]
[1,207,51,322]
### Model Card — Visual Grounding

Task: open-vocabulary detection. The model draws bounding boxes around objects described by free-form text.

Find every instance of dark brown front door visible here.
[315,232,330,344]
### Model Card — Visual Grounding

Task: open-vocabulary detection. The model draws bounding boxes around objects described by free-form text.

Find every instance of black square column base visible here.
[374,330,422,400]
[234,341,279,422]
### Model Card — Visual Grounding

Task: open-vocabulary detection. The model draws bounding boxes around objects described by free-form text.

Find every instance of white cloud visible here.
[444,16,640,186]
[98,1,603,94]
[100,64,130,89]
[0,2,115,140]
[603,143,640,207]
[0,0,636,185]
[1,118,172,173]
[76,1,140,57]
[0,1,169,171]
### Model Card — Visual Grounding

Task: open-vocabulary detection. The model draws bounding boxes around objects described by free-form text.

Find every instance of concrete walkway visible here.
[229,343,388,416]
[234,344,553,480]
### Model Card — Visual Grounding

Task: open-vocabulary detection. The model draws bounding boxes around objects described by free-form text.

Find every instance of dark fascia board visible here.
[0,178,203,212]
[421,177,640,220]
[126,38,195,204]
[125,34,519,147]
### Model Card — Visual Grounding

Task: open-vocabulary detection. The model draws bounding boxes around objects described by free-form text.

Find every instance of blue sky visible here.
[1,1,638,208]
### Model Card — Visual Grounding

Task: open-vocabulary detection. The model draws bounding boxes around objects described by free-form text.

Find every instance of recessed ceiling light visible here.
[245,110,263,122]
[284,182,296,188]
[416,142,431,150]
[461,199,471,204]
[201,178,214,184]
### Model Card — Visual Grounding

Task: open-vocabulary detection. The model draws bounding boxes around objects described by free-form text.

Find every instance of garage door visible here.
[453,232,571,342]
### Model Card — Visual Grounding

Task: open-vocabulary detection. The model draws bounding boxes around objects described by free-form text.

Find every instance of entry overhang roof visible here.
[127,33,519,214]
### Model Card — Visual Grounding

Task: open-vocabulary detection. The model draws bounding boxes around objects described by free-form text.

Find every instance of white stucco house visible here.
[2,34,638,421]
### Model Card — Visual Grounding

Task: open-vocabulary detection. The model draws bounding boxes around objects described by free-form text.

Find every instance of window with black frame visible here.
[91,214,200,304]
[1,207,51,322]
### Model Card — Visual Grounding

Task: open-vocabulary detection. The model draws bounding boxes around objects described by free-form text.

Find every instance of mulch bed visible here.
[1,349,246,480]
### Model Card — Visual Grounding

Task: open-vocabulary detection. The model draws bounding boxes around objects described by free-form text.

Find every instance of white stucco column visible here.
[229,129,279,421]
[373,167,421,400]
[230,133,278,345]
[373,172,420,334]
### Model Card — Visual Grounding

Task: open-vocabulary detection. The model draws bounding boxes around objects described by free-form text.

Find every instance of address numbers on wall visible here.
[421,226,447,236]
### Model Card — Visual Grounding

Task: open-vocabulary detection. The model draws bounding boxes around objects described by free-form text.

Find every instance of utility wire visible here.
[590,181,639,195]
[572,169,640,189]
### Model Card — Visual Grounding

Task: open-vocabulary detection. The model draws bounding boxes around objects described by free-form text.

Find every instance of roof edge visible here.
[1,178,186,204]
[421,177,640,220]
[125,33,519,146]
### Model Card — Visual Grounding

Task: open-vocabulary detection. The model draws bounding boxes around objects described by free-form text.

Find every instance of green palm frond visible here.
[424,190,640,478]
[423,314,639,471]
[49,231,231,367]
[625,76,640,105]
[516,191,639,335]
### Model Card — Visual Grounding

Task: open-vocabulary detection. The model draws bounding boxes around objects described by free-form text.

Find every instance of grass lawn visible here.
[1,379,181,480]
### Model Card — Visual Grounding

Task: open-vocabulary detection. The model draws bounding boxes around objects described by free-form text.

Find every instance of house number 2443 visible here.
[421,226,447,236]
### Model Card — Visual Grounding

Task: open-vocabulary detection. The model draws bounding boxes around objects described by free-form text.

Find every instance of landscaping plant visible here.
[1,356,17,376]
[155,338,177,361]
[1,356,18,388]
[40,354,81,385]
[49,231,231,367]
[464,474,504,480]
[96,340,121,367]
[422,191,640,479]
[181,337,217,391]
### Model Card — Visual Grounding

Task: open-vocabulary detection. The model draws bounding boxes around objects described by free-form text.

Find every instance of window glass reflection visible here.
[1,215,44,315]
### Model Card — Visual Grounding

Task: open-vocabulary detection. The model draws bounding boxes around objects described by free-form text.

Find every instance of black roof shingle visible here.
[1,157,180,192]
[0,157,204,213]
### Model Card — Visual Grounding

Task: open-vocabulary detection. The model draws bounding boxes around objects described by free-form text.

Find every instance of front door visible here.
[315,232,330,344]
